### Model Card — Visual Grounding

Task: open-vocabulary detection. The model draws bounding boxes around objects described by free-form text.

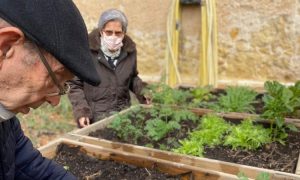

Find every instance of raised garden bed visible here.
[147,81,300,120]
[39,136,241,180]
[69,105,300,180]
[38,138,237,179]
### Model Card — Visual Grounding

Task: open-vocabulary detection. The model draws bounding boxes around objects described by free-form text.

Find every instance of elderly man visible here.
[68,9,148,128]
[0,0,100,179]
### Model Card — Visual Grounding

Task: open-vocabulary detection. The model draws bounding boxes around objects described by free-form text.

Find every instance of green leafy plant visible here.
[213,86,258,113]
[288,80,300,118]
[172,108,199,123]
[142,82,192,105]
[262,81,298,144]
[145,118,180,141]
[237,172,249,180]
[173,139,204,156]
[108,113,143,143]
[145,105,198,141]
[189,86,215,107]
[224,119,271,150]
[150,105,198,123]
[130,106,148,130]
[255,172,270,180]
[193,114,231,146]
[237,172,270,180]
[175,114,274,156]
[150,106,173,120]
[109,105,199,147]
[174,114,230,156]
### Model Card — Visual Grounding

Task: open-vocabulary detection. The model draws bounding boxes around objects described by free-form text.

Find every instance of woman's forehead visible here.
[104,20,122,30]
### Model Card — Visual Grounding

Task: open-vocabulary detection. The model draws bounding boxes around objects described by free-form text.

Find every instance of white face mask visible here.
[101,34,124,51]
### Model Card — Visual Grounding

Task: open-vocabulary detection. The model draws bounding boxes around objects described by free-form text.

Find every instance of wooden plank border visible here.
[296,153,300,175]
[65,134,300,180]
[189,107,300,128]
[68,104,300,179]
[38,138,239,180]
[69,105,146,135]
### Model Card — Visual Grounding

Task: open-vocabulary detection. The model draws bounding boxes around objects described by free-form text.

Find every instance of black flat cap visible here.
[0,0,100,86]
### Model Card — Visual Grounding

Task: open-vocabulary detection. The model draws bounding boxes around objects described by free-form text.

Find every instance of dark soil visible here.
[204,131,300,173]
[89,116,300,174]
[252,93,265,114]
[53,144,181,180]
[90,119,198,150]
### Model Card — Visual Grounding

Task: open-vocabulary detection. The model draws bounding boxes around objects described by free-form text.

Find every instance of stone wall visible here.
[218,0,300,86]
[74,0,299,87]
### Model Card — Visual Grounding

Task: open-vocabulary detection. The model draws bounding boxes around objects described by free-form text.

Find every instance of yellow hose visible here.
[200,1,208,85]
[166,0,181,87]
[200,0,218,87]
[166,0,217,87]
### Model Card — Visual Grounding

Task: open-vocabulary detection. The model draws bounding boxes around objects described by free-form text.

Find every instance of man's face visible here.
[1,43,74,114]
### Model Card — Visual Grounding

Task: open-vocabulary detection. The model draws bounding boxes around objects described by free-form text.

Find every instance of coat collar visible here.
[88,28,136,53]
[0,103,14,122]
[96,48,128,70]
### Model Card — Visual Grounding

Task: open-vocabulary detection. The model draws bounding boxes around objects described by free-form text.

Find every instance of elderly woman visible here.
[68,9,148,128]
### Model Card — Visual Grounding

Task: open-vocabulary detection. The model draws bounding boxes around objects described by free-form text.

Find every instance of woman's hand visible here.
[78,117,90,128]
[144,95,152,104]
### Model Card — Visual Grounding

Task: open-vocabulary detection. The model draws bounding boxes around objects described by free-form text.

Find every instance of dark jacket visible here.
[68,29,146,125]
[0,117,76,180]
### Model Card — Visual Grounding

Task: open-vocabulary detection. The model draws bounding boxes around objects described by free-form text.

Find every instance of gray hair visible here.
[98,9,128,33]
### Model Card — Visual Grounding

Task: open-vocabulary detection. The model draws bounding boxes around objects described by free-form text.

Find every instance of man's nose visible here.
[45,96,61,106]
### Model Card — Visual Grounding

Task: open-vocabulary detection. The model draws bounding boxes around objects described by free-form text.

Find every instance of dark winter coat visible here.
[0,117,76,180]
[68,29,146,125]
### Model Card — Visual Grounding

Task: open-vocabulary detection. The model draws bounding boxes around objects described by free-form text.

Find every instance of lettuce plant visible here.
[173,139,204,156]
[173,114,230,156]
[175,115,274,156]
[224,119,271,150]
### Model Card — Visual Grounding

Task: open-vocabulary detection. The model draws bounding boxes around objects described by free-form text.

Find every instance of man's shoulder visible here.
[0,116,18,123]
[0,116,21,130]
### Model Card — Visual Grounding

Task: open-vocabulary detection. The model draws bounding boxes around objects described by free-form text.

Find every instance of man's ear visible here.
[0,27,25,59]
